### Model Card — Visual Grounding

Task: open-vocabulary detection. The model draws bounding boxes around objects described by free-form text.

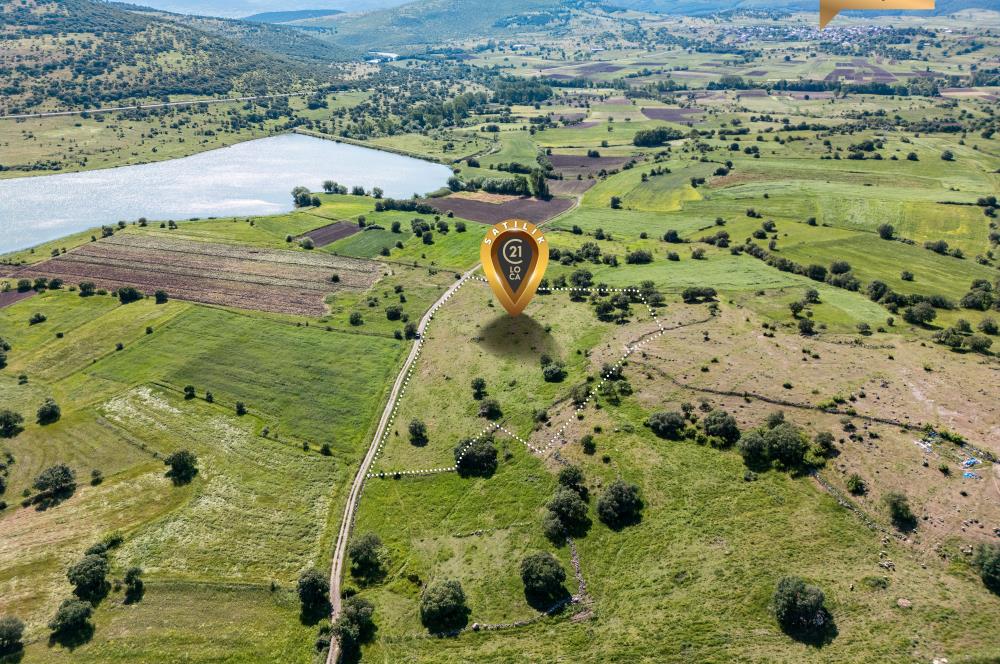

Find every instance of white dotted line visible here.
[370,281,665,478]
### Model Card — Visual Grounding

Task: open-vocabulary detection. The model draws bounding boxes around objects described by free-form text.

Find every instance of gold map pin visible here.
[481,219,549,316]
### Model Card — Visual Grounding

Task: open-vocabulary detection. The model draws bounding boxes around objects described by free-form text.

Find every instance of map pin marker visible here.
[481,219,549,316]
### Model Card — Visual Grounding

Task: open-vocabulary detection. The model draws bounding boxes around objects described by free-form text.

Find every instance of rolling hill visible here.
[242,9,344,23]
[0,0,338,115]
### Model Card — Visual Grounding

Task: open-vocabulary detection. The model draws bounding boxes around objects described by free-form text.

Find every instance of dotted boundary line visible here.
[367,278,666,479]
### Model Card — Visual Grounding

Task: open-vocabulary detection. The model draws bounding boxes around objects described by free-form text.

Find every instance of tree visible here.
[814,431,836,456]
[408,419,428,446]
[798,319,815,335]
[546,485,589,537]
[164,450,198,485]
[385,304,403,321]
[941,149,955,161]
[349,312,363,326]
[154,290,168,304]
[470,377,487,400]
[235,401,247,416]
[420,579,469,633]
[877,224,895,240]
[903,302,936,326]
[0,410,24,438]
[967,334,992,354]
[789,301,804,318]
[124,566,144,603]
[38,397,62,426]
[597,479,643,529]
[764,422,808,468]
[48,599,92,636]
[529,169,549,199]
[610,196,622,209]
[299,237,315,250]
[117,286,142,304]
[0,615,25,655]
[291,186,312,207]
[32,464,76,506]
[67,554,109,602]
[520,552,566,602]
[772,576,831,639]
[557,465,587,499]
[703,409,740,447]
[974,544,1000,595]
[884,491,915,529]
[478,398,502,420]
[297,567,329,611]
[332,595,376,655]
[738,430,768,469]
[455,437,497,477]
[349,532,385,580]
[543,363,567,382]
[647,411,686,439]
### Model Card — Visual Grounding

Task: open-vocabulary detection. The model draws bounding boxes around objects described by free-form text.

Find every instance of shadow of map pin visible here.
[481,219,549,316]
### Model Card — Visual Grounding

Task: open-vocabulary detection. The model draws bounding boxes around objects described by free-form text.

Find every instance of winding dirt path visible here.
[325,264,480,664]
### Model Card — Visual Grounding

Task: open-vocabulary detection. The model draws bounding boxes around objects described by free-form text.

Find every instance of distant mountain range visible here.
[609,0,999,14]
[242,9,344,24]
[129,0,406,18]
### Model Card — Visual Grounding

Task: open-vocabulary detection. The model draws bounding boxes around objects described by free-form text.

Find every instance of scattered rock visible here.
[897,598,912,609]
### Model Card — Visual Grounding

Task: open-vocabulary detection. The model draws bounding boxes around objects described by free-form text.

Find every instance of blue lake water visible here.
[0,133,453,254]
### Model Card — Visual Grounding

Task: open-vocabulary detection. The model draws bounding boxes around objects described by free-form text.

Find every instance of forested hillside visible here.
[0,0,336,115]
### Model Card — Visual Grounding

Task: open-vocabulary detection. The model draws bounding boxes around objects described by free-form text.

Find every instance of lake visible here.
[0,133,454,254]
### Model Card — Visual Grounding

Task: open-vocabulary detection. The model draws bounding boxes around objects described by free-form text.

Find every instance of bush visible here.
[67,554,109,601]
[408,419,428,446]
[846,473,866,495]
[703,409,740,447]
[154,290,168,304]
[117,286,143,304]
[0,410,24,438]
[297,568,329,611]
[557,465,587,499]
[36,398,61,425]
[48,599,92,635]
[349,312,364,326]
[385,305,403,321]
[164,450,198,485]
[738,431,768,469]
[478,398,502,420]
[348,532,385,581]
[581,434,597,455]
[546,484,588,534]
[454,437,498,477]
[597,479,643,529]
[0,615,25,655]
[520,552,567,601]
[764,422,808,468]
[974,544,1000,595]
[420,579,469,633]
[28,312,46,325]
[647,411,686,439]
[332,595,376,654]
[542,363,567,382]
[124,566,144,603]
[772,576,831,639]
[884,491,915,529]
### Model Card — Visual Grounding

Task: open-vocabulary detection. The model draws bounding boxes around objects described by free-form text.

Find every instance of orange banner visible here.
[820,0,935,28]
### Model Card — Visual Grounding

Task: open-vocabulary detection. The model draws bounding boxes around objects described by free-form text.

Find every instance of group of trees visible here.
[737,413,829,472]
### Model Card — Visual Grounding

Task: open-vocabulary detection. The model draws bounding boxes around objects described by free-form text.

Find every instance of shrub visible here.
[542,363,567,382]
[154,290,168,304]
[884,491,915,529]
[546,485,589,537]
[0,410,24,438]
[703,409,740,447]
[764,422,808,468]
[332,595,376,654]
[28,312,47,325]
[235,401,247,416]
[772,576,830,638]
[163,450,198,485]
[0,615,25,655]
[974,544,1000,595]
[647,411,686,439]
[297,568,329,611]
[124,566,144,603]
[67,554,109,601]
[117,286,143,304]
[454,437,498,477]
[349,312,363,326]
[597,479,643,529]
[581,434,597,455]
[408,419,428,446]
[478,398,502,420]
[471,377,487,400]
[348,532,385,581]
[903,302,936,325]
[846,473,866,495]
[557,465,587,499]
[48,599,92,636]
[36,398,61,425]
[520,552,567,601]
[420,579,469,633]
